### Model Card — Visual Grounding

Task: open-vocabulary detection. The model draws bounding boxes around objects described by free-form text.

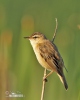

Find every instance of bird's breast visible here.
[31,44,52,71]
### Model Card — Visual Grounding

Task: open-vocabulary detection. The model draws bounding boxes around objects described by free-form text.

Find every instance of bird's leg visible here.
[43,70,54,81]
[43,69,47,82]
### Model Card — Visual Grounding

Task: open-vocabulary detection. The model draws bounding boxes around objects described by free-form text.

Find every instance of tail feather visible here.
[57,74,68,90]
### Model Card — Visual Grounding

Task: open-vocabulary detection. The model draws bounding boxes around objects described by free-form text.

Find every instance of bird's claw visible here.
[43,77,48,82]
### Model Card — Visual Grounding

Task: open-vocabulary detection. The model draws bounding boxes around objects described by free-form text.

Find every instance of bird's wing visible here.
[39,40,64,76]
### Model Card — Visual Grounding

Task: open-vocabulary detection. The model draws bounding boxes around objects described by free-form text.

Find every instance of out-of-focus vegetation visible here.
[0,0,80,100]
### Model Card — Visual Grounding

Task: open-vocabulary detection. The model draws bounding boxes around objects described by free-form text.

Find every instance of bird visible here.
[24,32,68,90]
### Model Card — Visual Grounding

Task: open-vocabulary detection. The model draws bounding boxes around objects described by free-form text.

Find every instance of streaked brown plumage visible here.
[24,32,68,90]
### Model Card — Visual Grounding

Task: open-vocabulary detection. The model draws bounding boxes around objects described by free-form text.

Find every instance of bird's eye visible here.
[33,36,38,39]
[34,36,37,38]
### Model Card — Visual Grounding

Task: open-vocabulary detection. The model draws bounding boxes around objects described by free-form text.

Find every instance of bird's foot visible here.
[43,77,48,82]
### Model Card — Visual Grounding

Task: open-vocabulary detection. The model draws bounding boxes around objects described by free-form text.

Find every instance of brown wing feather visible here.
[39,40,64,76]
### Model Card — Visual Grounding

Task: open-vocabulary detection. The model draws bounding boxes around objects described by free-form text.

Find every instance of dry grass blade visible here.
[52,18,58,42]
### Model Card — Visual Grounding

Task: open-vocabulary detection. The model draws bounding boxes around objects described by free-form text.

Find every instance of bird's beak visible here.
[24,36,30,39]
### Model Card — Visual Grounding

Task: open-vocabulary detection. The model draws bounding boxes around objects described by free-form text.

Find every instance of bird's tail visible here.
[57,73,68,90]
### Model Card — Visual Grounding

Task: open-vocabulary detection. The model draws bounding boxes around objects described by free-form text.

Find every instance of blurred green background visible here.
[0,0,80,100]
